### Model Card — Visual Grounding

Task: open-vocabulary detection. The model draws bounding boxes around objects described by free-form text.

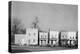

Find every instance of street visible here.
[11,45,73,53]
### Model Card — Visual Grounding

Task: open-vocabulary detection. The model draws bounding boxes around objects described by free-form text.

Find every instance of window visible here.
[28,39,30,44]
[51,40,53,44]
[45,35,46,38]
[44,40,46,44]
[33,39,35,42]
[62,35,64,38]
[51,35,53,37]
[34,33,36,36]
[73,37,74,39]
[41,40,43,44]
[52,36,54,39]
[55,34,57,37]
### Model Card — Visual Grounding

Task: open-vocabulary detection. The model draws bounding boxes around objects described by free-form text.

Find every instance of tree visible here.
[31,16,40,29]
[11,18,26,34]
[11,18,20,34]
[11,18,26,44]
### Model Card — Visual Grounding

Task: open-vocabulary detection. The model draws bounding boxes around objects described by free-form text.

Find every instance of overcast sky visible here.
[11,1,78,31]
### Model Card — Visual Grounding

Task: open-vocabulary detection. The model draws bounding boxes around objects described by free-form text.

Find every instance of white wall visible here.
[15,34,26,45]
[50,31,59,39]
[61,32,68,39]
[67,32,77,40]
[39,32,48,45]
[26,28,38,45]
[39,32,48,38]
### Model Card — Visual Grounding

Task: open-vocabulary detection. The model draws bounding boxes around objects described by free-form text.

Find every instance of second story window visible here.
[33,39,35,42]
[34,33,36,36]
[45,35,47,38]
